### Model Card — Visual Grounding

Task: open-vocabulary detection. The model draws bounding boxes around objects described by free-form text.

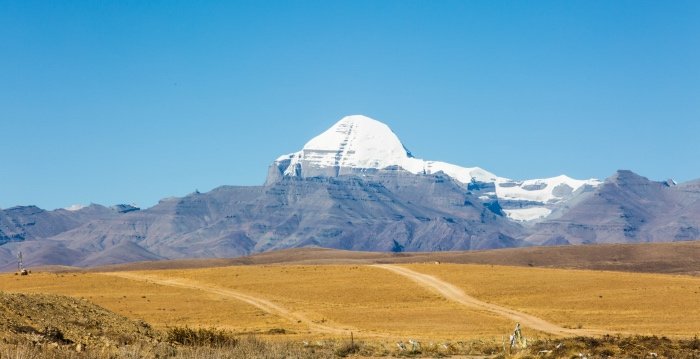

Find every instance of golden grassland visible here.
[0,272,293,334]
[143,265,515,339]
[406,263,700,337]
[1,263,699,342]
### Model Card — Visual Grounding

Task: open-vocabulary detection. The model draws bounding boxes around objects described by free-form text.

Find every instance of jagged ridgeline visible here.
[1,115,699,268]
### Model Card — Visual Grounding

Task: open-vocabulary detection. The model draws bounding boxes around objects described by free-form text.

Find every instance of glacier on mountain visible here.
[269,115,601,221]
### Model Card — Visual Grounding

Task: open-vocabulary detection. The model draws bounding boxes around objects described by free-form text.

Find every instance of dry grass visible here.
[2,262,699,344]
[406,263,700,337]
[0,336,340,359]
[122,265,515,339]
[0,272,293,334]
[2,335,699,358]
[520,335,700,359]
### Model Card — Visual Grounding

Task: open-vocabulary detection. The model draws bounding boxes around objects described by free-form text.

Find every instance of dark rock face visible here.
[110,204,140,213]
[0,172,526,269]
[1,169,699,269]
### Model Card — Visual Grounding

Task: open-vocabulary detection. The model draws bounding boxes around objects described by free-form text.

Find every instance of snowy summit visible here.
[272,115,498,182]
[269,115,601,222]
[64,204,86,211]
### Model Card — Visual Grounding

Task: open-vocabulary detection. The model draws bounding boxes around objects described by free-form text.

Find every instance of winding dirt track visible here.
[102,272,353,335]
[373,264,613,337]
[104,266,616,338]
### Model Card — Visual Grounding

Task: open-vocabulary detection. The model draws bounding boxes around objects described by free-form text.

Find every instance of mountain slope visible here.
[8,173,523,268]
[269,115,600,221]
[1,115,698,269]
[527,170,700,245]
[0,204,115,245]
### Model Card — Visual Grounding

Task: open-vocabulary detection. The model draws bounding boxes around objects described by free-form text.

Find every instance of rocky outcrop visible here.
[0,291,156,347]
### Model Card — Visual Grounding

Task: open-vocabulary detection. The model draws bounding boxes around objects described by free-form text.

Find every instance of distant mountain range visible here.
[2,115,699,269]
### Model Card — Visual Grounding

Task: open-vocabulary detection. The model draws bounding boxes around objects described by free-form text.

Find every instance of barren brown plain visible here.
[2,246,699,343]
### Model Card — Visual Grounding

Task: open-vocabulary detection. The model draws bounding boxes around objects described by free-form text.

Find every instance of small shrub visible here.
[335,341,360,357]
[266,328,287,334]
[681,336,700,350]
[580,336,601,348]
[42,326,72,345]
[165,326,238,347]
[599,348,616,357]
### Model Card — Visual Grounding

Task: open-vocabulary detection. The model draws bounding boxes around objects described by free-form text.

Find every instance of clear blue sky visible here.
[1,1,698,210]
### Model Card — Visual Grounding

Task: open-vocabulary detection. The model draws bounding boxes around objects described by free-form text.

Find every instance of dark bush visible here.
[335,341,360,357]
[680,336,700,350]
[42,326,72,345]
[165,326,238,347]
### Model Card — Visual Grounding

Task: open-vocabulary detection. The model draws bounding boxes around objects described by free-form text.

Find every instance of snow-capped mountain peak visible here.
[272,115,498,182]
[269,115,601,221]
[298,114,412,170]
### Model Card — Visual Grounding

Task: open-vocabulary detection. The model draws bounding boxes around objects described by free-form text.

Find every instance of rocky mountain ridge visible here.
[269,115,601,222]
[1,115,698,269]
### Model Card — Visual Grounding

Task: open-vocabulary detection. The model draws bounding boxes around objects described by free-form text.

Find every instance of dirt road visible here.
[373,264,612,337]
[102,272,353,335]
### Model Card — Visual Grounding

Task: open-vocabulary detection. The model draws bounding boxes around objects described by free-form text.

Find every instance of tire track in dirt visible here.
[373,264,614,337]
[102,272,353,335]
